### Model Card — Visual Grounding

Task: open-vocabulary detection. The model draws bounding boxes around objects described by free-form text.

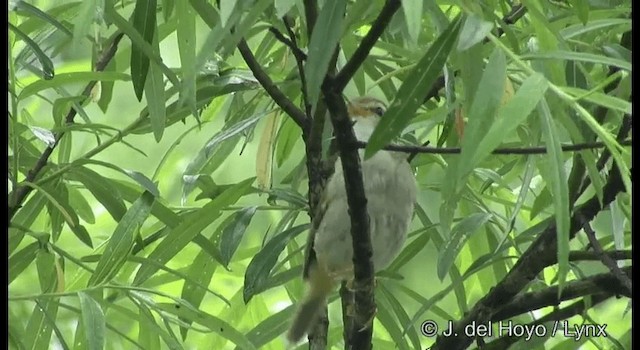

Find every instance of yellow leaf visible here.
[500,76,515,110]
[256,112,279,190]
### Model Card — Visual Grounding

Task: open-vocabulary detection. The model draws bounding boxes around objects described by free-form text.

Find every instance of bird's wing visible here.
[302,182,333,280]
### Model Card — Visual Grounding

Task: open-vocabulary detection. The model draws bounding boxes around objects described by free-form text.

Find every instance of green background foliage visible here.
[8,0,631,349]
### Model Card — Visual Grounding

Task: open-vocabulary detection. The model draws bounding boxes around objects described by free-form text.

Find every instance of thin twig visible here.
[334,0,402,92]
[281,16,313,120]
[355,139,631,155]
[268,26,307,61]
[580,218,632,295]
[236,39,309,132]
[9,32,125,221]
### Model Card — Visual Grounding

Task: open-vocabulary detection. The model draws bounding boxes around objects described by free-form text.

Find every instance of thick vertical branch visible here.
[322,81,375,350]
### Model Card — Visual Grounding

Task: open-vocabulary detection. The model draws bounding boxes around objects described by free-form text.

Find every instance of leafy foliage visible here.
[8,0,631,349]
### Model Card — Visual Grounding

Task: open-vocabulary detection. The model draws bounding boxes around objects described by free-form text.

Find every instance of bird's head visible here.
[347,96,387,141]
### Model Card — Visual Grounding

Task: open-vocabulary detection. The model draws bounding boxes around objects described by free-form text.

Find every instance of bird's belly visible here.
[314,156,416,279]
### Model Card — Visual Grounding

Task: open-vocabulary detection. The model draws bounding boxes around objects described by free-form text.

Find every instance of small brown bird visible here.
[286,96,418,344]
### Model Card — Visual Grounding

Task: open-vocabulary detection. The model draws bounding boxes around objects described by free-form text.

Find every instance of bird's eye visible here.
[372,106,385,116]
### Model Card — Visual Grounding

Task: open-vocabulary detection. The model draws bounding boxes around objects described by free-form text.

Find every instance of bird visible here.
[286,96,418,344]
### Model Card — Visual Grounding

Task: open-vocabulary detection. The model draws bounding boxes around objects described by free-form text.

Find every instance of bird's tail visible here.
[286,261,335,344]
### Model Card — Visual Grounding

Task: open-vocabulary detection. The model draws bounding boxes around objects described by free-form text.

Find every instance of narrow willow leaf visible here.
[24,300,59,350]
[570,0,590,25]
[87,191,155,286]
[176,0,197,122]
[18,72,130,100]
[537,99,570,289]
[41,180,93,247]
[243,224,309,303]
[9,242,39,285]
[304,0,347,111]
[8,23,54,80]
[67,167,127,221]
[78,292,105,350]
[105,6,179,88]
[439,48,505,234]
[437,213,492,281]
[401,0,422,46]
[275,117,301,167]
[155,303,257,350]
[133,178,255,284]
[366,15,462,158]
[457,14,494,51]
[560,18,630,40]
[9,192,47,254]
[219,206,258,266]
[131,0,158,101]
[375,290,411,350]
[137,302,161,349]
[522,51,631,72]
[145,34,167,142]
[561,86,631,114]
[275,0,296,17]
[256,113,278,190]
[179,241,219,339]
[377,283,420,350]
[467,73,549,172]
[14,1,72,36]
[72,0,96,48]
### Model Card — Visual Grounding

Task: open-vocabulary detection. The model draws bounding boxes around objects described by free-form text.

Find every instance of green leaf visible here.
[78,292,105,350]
[41,180,94,247]
[569,0,589,25]
[67,166,127,222]
[243,305,295,348]
[18,72,131,100]
[145,34,167,142]
[304,0,346,111]
[176,0,197,123]
[439,48,506,233]
[401,0,422,46]
[561,86,631,114]
[24,300,59,350]
[275,0,296,17]
[105,5,180,88]
[560,18,630,40]
[155,303,257,350]
[437,213,492,281]
[9,242,39,285]
[243,224,309,303]
[14,0,72,37]
[87,191,155,286]
[9,192,47,254]
[131,0,158,101]
[467,73,549,172]
[133,177,255,284]
[366,14,462,158]
[219,206,257,266]
[72,0,97,48]
[537,99,570,289]
[8,22,54,80]
[457,13,494,52]
[522,51,631,72]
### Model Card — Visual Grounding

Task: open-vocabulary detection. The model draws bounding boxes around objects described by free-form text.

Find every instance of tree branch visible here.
[333,0,401,92]
[268,25,307,61]
[322,79,375,350]
[482,293,612,350]
[580,219,632,296]
[353,139,631,155]
[9,32,125,220]
[491,267,632,322]
[568,249,632,262]
[430,164,628,350]
[236,39,310,133]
